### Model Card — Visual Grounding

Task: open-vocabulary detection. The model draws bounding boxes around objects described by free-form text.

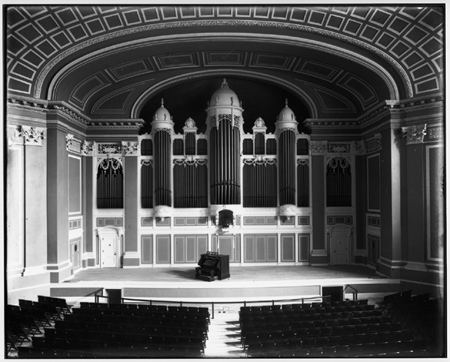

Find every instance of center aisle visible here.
[203,307,245,358]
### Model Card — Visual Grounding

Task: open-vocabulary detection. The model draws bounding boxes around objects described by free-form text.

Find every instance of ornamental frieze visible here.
[425,125,443,142]
[98,143,122,155]
[243,157,277,166]
[309,141,327,155]
[173,158,207,167]
[327,143,350,153]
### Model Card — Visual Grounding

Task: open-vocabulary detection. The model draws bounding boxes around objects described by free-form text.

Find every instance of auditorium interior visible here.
[4,4,446,359]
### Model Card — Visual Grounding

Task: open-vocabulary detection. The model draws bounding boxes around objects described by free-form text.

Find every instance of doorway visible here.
[329,225,351,265]
[69,238,81,272]
[98,227,120,268]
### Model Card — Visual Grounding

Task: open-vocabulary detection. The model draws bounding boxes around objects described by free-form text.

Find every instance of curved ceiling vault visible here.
[7,5,443,124]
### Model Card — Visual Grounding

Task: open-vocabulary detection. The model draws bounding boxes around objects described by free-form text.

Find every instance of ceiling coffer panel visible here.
[6,5,442,109]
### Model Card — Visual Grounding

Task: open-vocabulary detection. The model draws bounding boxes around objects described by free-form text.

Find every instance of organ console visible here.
[195,251,230,281]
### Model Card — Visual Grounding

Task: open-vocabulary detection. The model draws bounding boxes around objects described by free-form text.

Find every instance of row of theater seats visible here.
[382,291,444,356]
[8,297,210,358]
[6,296,71,355]
[239,298,429,357]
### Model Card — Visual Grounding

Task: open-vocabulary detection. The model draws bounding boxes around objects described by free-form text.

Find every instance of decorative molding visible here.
[309,140,327,155]
[173,158,207,167]
[183,117,197,133]
[152,127,173,135]
[327,215,353,225]
[352,140,366,155]
[98,143,122,155]
[367,214,381,228]
[98,158,123,173]
[141,159,153,166]
[66,133,74,151]
[296,158,309,166]
[401,124,427,145]
[252,117,267,133]
[122,141,139,156]
[7,125,23,147]
[81,140,94,156]
[243,157,276,166]
[426,125,444,142]
[327,143,350,153]
[365,133,382,153]
[20,125,46,146]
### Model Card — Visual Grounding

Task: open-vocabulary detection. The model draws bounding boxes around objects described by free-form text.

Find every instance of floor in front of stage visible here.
[67,264,381,283]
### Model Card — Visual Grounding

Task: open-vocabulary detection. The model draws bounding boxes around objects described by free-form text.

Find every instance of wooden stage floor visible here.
[68,264,382,283]
[52,265,401,302]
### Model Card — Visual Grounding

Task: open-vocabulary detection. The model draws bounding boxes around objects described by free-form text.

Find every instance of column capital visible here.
[400,124,427,145]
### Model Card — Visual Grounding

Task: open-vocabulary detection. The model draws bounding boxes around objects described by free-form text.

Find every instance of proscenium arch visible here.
[44,32,403,103]
[131,69,319,119]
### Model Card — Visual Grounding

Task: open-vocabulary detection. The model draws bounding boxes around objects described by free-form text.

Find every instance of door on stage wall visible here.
[98,228,120,267]
[329,225,351,265]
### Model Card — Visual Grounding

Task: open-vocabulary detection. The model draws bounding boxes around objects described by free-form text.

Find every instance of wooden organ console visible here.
[195,252,230,281]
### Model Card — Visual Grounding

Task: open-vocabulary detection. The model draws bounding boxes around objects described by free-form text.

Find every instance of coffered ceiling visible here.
[6,5,443,126]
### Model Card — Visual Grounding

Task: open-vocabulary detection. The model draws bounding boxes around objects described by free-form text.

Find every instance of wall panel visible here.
[244,234,277,262]
[68,156,81,214]
[281,234,295,262]
[298,233,310,262]
[141,235,153,264]
[173,235,208,263]
[156,235,170,264]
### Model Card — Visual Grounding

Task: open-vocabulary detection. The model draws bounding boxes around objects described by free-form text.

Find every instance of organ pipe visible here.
[151,99,174,208]
[206,79,243,206]
[209,117,241,205]
[278,130,296,205]
[275,100,298,208]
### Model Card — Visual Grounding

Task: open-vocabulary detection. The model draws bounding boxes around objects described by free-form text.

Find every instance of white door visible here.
[100,229,119,267]
[330,226,351,265]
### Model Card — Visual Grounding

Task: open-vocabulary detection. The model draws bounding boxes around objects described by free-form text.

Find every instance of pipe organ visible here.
[137,80,310,214]
[119,79,319,266]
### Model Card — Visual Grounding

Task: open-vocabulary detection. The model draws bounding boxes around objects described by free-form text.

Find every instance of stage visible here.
[51,265,402,303]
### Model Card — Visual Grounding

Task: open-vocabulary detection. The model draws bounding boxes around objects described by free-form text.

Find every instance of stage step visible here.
[204,311,245,358]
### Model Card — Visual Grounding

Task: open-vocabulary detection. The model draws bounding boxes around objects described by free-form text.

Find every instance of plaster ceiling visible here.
[7,5,443,129]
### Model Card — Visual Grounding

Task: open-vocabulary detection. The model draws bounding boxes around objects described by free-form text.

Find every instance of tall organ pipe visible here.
[278,130,296,205]
[154,131,171,206]
[209,117,241,204]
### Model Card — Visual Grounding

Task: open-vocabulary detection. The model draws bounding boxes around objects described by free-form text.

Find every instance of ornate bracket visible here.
[81,140,94,156]
[65,133,74,151]
[122,141,139,156]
